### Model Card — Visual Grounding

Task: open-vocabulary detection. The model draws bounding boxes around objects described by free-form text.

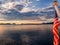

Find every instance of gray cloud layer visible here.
[0,1,60,21]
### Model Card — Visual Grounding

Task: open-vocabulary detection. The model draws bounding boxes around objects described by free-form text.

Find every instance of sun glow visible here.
[0,20,43,24]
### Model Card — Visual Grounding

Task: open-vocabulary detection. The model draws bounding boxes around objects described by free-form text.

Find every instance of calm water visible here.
[0,24,58,45]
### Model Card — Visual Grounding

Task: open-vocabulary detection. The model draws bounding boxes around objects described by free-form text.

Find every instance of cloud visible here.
[0,13,7,20]
[15,4,24,10]
[1,5,55,21]
[0,17,4,20]
[20,7,32,13]
[0,0,59,23]
[1,2,22,9]
[1,1,33,12]
[18,0,32,7]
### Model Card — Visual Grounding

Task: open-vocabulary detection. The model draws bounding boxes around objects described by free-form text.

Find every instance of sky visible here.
[0,0,60,8]
[0,0,60,24]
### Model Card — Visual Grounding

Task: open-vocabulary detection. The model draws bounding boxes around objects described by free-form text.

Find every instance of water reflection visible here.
[0,25,52,34]
[0,25,54,45]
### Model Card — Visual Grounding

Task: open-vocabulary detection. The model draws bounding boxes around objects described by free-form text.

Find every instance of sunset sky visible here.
[0,0,60,24]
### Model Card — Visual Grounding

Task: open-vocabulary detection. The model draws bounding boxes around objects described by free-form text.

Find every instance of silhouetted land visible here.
[0,23,16,25]
[0,22,53,25]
